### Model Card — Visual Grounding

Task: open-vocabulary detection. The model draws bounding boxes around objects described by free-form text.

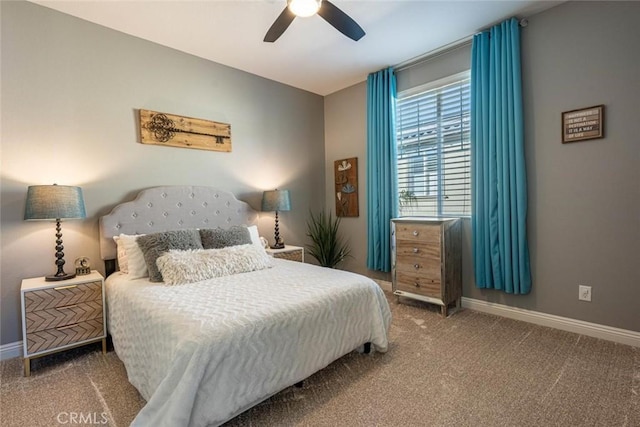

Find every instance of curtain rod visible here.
[394,36,472,72]
[394,18,528,73]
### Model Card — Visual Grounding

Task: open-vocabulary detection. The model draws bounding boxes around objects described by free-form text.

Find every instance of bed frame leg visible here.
[294,381,304,388]
[363,342,371,354]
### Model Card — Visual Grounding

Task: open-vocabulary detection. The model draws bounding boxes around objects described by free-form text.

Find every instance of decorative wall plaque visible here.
[562,105,604,143]
[139,109,232,152]
[334,157,359,217]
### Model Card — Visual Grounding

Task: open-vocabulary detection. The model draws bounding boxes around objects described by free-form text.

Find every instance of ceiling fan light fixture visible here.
[265,0,364,43]
[287,0,322,17]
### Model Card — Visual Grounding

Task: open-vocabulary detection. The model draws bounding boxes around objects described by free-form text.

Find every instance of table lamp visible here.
[261,189,291,249]
[24,184,86,281]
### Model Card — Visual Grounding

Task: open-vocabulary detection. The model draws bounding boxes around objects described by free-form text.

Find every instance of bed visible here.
[99,186,391,427]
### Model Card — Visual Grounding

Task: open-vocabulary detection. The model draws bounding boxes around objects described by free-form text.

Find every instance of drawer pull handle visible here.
[56,324,78,331]
[412,230,419,236]
[54,284,77,291]
[414,282,421,288]
[414,264,420,269]
[413,248,419,253]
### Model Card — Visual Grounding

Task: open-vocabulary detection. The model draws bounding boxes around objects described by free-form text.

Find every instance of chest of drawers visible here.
[391,218,462,317]
[20,271,106,376]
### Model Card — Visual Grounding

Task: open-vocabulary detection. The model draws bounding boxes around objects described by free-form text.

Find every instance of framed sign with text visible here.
[562,105,604,143]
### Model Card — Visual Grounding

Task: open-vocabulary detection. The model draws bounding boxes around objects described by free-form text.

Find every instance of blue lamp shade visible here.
[261,189,291,212]
[24,185,86,220]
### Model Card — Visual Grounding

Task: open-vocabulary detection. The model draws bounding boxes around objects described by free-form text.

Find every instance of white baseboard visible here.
[377,279,638,347]
[462,297,640,348]
[0,341,22,361]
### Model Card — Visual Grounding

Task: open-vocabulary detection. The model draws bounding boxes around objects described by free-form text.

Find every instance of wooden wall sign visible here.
[334,157,359,217]
[139,109,232,152]
[562,105,604,143]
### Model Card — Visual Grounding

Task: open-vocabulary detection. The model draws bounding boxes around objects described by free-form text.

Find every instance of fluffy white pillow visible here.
[114,233,148,278]
[156,244,273,286]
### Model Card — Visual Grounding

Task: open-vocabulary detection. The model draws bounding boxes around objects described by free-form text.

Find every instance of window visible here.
[396,72,471,217]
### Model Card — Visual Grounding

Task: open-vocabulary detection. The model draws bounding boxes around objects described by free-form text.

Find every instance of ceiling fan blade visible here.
[264,7,297,42]
[317,0,365,41]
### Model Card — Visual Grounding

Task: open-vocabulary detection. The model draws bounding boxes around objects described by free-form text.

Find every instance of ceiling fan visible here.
[264,0,365,43]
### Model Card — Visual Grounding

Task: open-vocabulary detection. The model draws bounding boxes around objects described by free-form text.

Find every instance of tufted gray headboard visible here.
[99,186,258,263]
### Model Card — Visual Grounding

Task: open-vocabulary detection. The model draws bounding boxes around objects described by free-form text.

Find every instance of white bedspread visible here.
[105,259,391,427]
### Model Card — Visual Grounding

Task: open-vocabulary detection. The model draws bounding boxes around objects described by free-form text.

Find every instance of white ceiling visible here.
[32,0,562,96]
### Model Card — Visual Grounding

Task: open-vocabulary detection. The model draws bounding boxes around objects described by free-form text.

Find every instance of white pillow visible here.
[247,225,268,251]
[114,233,148,278]
[113,235,129,273]
[156,244,273,286]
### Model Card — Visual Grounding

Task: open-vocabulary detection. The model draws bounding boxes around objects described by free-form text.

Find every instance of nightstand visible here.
[20,271,106,376]
[265,245,305,262]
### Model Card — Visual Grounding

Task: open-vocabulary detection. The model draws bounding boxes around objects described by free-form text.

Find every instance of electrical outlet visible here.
[579,285,592,302]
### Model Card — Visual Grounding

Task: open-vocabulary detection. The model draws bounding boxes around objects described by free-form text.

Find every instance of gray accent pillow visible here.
[199,226,251,249]
[137,229,203,282]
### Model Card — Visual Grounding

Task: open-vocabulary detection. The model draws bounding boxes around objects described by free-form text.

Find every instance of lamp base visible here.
[45,272,76,282]
[270,235,285,249]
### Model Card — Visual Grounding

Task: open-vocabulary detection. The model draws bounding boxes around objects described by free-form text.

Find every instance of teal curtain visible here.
[471,18,531,294]
[366,67,398,272]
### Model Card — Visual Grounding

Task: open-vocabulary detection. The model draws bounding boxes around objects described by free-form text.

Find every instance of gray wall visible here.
[1,1,325,345]
[324,1,640,332]
[324,84,378,278]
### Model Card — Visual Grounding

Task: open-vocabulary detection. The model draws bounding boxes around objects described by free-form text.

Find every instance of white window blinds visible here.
[396,73,471,217]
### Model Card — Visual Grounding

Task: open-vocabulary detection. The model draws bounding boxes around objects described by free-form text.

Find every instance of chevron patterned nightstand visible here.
[265,245,304,262]
[20,271,106,376]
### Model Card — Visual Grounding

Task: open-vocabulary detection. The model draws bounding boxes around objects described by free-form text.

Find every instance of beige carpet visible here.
[1,294,638,427]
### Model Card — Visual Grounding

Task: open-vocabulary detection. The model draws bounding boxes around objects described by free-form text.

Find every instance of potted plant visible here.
[306,210,351,268]
[399,189,417,208]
